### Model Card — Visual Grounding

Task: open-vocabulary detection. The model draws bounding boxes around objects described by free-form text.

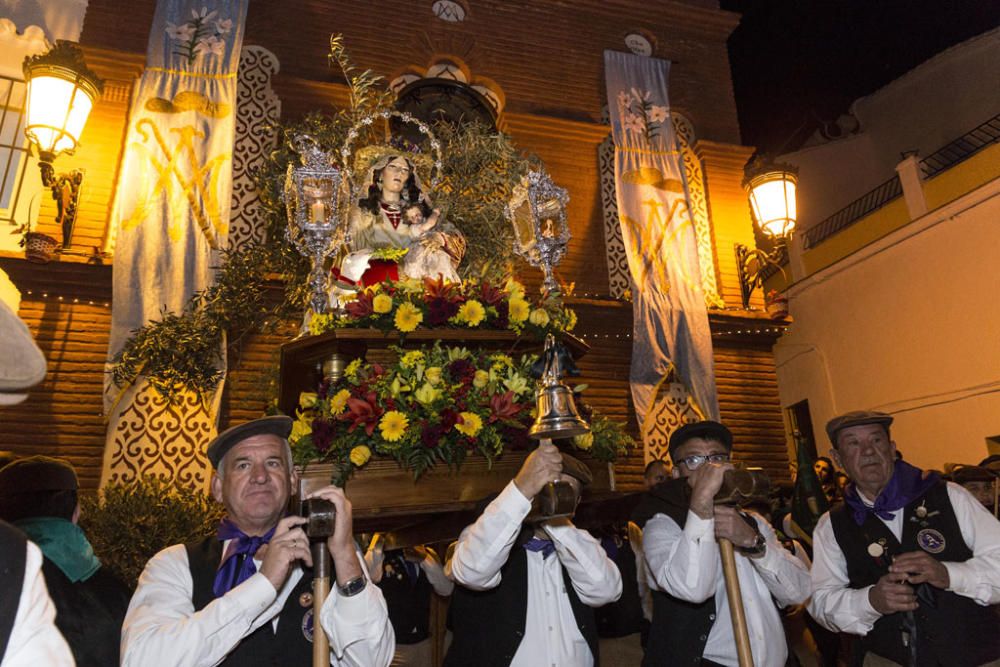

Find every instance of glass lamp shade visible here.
[23,42,103,160]
[746,171,797,239]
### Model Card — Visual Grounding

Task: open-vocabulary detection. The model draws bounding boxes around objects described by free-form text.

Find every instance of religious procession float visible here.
[108,36,636,545]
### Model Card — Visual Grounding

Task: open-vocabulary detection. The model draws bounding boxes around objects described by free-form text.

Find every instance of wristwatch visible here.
[338,575,367,597]
[739,528,767,557]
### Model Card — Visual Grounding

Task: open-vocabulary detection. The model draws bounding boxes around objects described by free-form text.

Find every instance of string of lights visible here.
[22,289,110,308]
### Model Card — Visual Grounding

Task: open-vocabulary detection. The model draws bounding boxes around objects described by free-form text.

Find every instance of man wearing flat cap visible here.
[444,441,622,666]
[0,456,131,667]
[634,420,810,667]
[809,410,1000,666]
[121,415,394,667]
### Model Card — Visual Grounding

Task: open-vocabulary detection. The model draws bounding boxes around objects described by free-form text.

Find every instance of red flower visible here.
[427,297,460,326]
[489,390,524,424]
[447,358,476,385]
[311,418,335,453]
[345,291,375,318]
[337,391,383,436]
[479,282,505,307]
[423,275,458,301]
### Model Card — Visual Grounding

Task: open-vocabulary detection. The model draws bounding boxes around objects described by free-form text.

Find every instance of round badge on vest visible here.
[917,528,946,554]
[867,541,885,558]
[302,608,315,642]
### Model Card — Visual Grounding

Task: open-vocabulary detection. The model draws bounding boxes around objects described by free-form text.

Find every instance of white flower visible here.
[166,22,195,41]
[192,7,218,21]
[649,105,669,123]
[623,113,646,134]
[194,35,225,56]
[214,18,233,34]
[616,90,631,109]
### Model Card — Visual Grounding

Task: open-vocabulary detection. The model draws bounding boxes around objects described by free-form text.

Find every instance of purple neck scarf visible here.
[523,537,556,559]
[844,460,940,526]
[212,518,276,598]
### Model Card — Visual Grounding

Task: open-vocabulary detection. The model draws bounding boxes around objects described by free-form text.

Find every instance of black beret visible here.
[825,410,893,445]
[207,416,293,469]
[668,421,733,459]
[979,454,1000,470]
[0,456,78,496]
[951,465,997,484]
[561,453,594,487]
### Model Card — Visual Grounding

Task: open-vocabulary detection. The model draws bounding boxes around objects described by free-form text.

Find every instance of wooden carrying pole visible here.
[719,538,754,667]
[312,542,331,667]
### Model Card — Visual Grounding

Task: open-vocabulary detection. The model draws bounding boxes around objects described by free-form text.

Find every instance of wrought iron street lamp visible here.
[23,40,104,249]
[735,154,798,309]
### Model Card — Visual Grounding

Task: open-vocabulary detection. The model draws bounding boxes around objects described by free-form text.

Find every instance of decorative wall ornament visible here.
[672,113,724,308]
[228,45,280,251]
[431,0,467,23]
[389,55,504,121]
[599,134,629,299]
[641,366,706,464]
[102,381,217,488]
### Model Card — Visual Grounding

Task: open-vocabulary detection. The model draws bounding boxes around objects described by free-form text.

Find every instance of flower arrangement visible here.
[310,276,577,339]
[288,343,631,484]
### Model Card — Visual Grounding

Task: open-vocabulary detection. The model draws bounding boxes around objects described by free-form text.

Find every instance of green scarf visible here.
[15,517,101,583]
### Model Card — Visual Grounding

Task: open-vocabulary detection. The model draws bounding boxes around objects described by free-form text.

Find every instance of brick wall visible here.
[0,1,794,491]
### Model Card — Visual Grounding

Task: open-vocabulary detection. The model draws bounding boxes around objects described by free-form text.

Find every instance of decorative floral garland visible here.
[288,342,632,484]
[309,276,577,338]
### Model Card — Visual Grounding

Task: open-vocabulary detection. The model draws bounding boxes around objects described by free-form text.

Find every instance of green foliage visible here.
[587,413,638,463]
[80,477,225,589]
[433,122,534,279]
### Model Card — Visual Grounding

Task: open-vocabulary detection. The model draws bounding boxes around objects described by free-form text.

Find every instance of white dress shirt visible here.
[809,481,1000,635]
[1,540,74,667]
[121,541,394,667]
[447,481,623,667]
[643,509,810,667]
[627,521,653,622]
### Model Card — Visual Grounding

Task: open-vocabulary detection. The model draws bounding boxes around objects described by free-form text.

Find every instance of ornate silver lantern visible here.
[505,169,571,294]
[284,135,345,320]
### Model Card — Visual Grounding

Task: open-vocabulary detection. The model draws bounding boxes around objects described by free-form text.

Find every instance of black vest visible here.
[40,558,131,667]
[633,479,716,667]
[443,531,599,667]
[594,534,644,639]
[186,537,315,667]
[378,552,434,645]
[830,481,1000,666]
[0,522,27,664]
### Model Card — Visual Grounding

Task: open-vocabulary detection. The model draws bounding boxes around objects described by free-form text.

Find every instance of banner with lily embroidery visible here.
[101,1,248,487]
[603,51,720,456]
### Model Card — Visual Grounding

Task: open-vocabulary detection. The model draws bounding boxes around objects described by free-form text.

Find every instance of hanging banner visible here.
[603,50,720,457]
[101,0,248,487]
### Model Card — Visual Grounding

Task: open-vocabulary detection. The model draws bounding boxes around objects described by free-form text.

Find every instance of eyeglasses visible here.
[675,453,730,470]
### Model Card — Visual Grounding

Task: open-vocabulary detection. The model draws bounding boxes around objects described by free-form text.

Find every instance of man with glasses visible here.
[634,420,810,667]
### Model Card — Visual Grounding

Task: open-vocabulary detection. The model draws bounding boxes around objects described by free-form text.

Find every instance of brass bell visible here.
[529,334,590,440]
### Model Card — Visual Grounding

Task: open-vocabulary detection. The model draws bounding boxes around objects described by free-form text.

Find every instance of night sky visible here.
[723,0,1000,154]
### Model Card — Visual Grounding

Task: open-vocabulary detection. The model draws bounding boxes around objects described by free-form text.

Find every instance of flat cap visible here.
[561,453,594,487]
[207,415,293,469]
[0,456,78,496]
[825,410,893,445]
[668,421,733,458]
[951,465,997,484]
[979,454,1000,471]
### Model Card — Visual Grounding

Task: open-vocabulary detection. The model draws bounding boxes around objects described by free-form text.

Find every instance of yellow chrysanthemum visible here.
[473,370,489,389]
[308,312,333,336]
[508,297,530,324]
[349,445,372,467]
[454,411,483,437]
[344,359,362,379]
[565,308,578,331]
[400,350,425,368]
[379,410,409,442]
[505,278,526,300]
[394,302,423,332]
[528,308,550,327]
[456,300,486,327]
[298,392,318,409]
[372,293,393,314]
[573,432,594,450]
[328,388,351,414]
